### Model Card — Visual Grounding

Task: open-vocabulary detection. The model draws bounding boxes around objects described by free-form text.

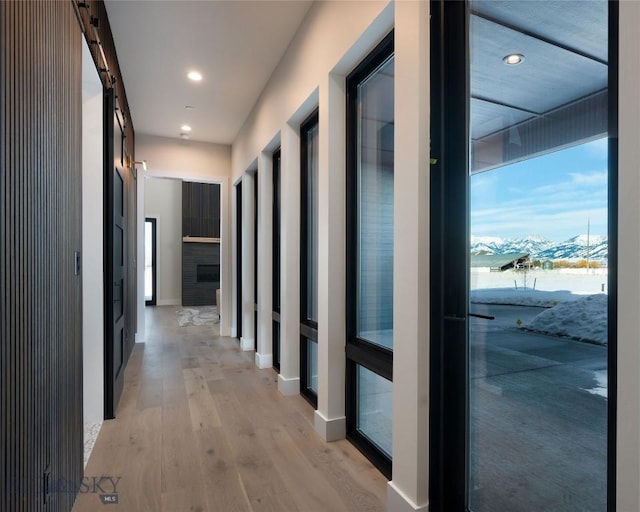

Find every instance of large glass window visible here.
[468,3,610,510]
[429,1,615,509]
[356,60,394,350]
[300,110,319,407]
[346,32,394,479]
[304,122,319,324]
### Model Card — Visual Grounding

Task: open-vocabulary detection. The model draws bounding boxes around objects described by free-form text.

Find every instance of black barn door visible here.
[105,88,126,419]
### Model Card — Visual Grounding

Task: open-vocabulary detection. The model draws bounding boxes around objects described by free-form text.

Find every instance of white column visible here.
[617,2,640,509]
[387,2,430,511]
[256,152,274,368]
[240,172,255,351]
[314,73,347,442]
[279,123,301,395]
[136,171,145,342]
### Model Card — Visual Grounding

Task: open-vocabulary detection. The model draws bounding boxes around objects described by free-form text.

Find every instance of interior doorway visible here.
[81,34,105,439]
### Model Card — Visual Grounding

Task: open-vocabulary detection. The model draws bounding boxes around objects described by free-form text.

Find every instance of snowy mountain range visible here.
[470,234,608,262]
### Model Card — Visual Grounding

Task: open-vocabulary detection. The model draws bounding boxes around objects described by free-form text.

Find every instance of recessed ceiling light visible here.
[187,70,202,82]
[185,105,194,110]
[180,124,192,132]
[503,53,524,65]
[180,133,190,140]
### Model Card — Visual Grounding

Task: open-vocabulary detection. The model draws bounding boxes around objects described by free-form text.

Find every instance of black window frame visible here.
[235,180,242,340]
[300,109,319,407]
[272,148,282,372]
[254,171,258,351]
[345,30,394,480]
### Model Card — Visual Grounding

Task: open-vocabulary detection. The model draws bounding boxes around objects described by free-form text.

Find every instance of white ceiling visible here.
[104,0,313,145]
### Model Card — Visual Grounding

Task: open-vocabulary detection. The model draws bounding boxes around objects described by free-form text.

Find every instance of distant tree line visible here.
[531,259,603,269]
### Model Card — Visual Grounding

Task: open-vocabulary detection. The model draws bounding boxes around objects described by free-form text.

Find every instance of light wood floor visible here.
[72,306,387,512]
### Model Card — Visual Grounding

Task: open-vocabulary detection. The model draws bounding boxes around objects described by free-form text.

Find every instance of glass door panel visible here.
[468,1,610,510]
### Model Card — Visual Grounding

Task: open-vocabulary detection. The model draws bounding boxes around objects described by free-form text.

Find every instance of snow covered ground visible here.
[471,269,608,345]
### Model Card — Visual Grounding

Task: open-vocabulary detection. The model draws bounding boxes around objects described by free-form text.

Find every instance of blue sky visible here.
[471,138,609,241]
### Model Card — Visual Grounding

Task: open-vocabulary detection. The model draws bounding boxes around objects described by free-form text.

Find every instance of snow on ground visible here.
[523,294,608,345]
[471,288,578,307]
[471,268,608,295]
[471,269,608,345]
[582,370,608,398]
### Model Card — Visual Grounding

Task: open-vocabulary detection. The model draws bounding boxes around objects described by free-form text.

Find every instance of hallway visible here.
[72,307,387,512]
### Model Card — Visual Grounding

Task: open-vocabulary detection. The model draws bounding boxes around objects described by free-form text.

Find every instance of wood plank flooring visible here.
[72,306,387,512]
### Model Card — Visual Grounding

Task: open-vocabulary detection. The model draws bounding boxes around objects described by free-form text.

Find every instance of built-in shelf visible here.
[182,236,220,244]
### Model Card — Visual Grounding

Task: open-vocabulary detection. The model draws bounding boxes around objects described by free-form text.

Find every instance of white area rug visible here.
[84,421,102,468]
[176,306,220,327]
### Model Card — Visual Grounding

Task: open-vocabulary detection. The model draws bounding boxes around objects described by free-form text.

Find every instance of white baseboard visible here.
[240,337,254,351]
[277,374,300,396]
[387,481,428,512]
[157,298,181,306]
[255,352,273,368]
[314,410,346,442]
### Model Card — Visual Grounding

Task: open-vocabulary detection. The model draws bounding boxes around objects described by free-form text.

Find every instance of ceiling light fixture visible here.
[503,53,524,65]
[180,133,190,140]
[180,124,192,132]
[187,70,202,82]
[185,105,194,110]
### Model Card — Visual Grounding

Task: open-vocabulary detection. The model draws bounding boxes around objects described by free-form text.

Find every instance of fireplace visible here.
[182,240,220,306]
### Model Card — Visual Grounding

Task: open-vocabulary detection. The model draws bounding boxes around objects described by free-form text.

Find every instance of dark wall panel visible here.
[1,2,83,511]
[182,182,221,238]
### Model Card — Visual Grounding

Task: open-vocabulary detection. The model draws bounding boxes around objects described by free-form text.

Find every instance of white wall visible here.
[138,134,231,180]
[144,177,182,306]
[135,134,232,337]
[82,39,104,426]
[232,0,392,177]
